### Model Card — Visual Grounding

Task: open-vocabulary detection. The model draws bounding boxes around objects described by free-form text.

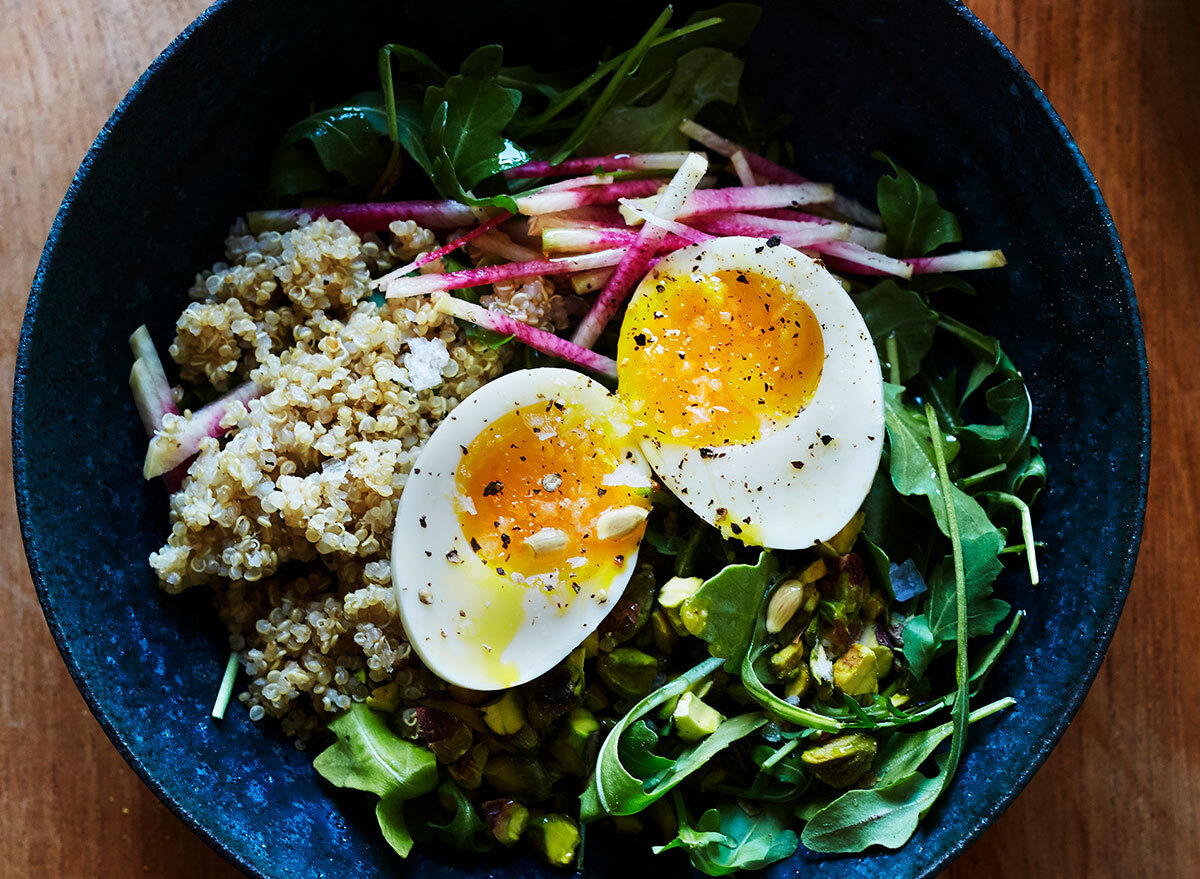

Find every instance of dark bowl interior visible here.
[13,0,1147,877]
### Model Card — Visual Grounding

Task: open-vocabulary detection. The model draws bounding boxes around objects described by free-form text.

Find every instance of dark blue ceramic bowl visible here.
[13,1,1148,876]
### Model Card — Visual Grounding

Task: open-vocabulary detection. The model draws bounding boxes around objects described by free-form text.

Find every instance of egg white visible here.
[623,238,884,549]
[391,368,651,690]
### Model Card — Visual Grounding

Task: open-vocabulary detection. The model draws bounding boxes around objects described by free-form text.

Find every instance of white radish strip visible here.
[434,296,618,379]
[505,152,692,178]
[752,209,887,251]
[472,229,544,263]
[730,150,757,187]
[620,182,834,225]
[542,227,634,254]
[144,382,262,479]
[678,118,884,229]
[808,240,914,279]
[571,268,614,295]
[128,326,178,434]
[385,249,628,298]
[618,198,714,244]
[515,178,665,216]
[527,173,617,194]
[701,212,852,242]
[370,212,512,290]
[572,153,709,349]
[909,250,1008,273]
[527,206,626,234]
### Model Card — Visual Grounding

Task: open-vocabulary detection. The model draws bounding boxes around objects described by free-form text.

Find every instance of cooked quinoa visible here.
[148,214,558,743]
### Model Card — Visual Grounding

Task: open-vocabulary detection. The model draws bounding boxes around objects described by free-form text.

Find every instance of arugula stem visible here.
[675,525,706,577]
[760,737,801,770]
[886,333,901,385]
[211,650,239,720]
[961,462,1006,487]
[923,403,969,797]
[550,7,674,164]
[979,492,1040,585]
[507,16,723,137]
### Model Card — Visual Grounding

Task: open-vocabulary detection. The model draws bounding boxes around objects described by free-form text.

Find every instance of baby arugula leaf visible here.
[417,780,494,852]
[873,152,963,257]
[313,703,438,857]
[686,550,779,671]
[852,281,940,383]
[580,48,744,155]
[800,698,1014,853]
[267,93,393,203]
[581,656,767,821]
[655,799,799,875]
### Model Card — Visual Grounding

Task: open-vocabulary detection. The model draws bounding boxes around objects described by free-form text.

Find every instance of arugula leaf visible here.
[872,152,963,257]
[686,551,779,671]
[313,703,438,857]
[853,281,939,382]
[655,799,799,875]
[581,656,766,821]
[800,698,1013,853]
[267,93,393,203]
[422,780,494,852]
[581,48,744,155]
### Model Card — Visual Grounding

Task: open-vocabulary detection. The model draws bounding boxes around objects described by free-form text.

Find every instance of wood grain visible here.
[0,1,1195,877]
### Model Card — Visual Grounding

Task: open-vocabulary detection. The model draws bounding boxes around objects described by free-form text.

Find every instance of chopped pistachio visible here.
[801,732,877,787]
[650,607,679,654]
[446,742,488,790]
[672,691,725,742]
[526,814,581,867]
[784,664,812,700]
[481,798,530,846]
[658,575,703,635]
[414,706,473,763]
[484,755,552,801]
[365,682,402,712]
[833,643,879,696]
[770,640,808,680]
[596,647,659,699]
[481,690,527,735]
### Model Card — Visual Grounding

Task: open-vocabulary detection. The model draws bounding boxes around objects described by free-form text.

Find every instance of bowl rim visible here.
[12,1,1150,877]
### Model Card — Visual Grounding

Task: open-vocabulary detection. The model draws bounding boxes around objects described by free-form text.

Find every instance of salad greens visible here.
[262,4,1044,874]
[268,4,760,206]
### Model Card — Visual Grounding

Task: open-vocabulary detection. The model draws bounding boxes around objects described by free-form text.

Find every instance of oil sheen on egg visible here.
[617,236,883,549]
[392,368,652,690]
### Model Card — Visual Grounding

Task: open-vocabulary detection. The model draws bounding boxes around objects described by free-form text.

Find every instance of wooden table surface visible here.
[2,1,1196,876]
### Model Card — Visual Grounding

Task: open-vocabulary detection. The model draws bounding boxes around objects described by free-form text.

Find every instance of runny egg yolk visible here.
[454,400,649,597]
[618,269,824,447]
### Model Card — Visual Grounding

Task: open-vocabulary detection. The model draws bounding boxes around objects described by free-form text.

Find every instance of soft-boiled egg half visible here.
[616,236,884,548]
[392,368,652,690]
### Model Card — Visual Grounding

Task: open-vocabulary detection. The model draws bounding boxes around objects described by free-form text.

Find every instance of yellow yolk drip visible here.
[455,400,649,599]
[618,269,824,446]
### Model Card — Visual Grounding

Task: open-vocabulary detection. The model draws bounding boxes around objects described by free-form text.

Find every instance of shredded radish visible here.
[908,250,1008,273]
[386,249,628,298]
[572,153,709,348]
[807,241,914,279]
[527,206,626,234]
[144,382,263,479]
[620,182,833,225]
[515,178,665,216]
[435,296,618,379]
[618,198,714,244]
[128,326,178,435]
[505,152,692,178]
[471,229,544,263]
[248,200,487,233]
[541,226,698,255]
[370,212,512,290]
[750,208,887,250]
[570,268,615,295]
[695,212,851,246]
[678,119,883,229]
[730,150,757,187]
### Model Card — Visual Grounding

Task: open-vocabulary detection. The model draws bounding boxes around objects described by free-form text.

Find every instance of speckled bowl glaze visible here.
[13,1,1148,876]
